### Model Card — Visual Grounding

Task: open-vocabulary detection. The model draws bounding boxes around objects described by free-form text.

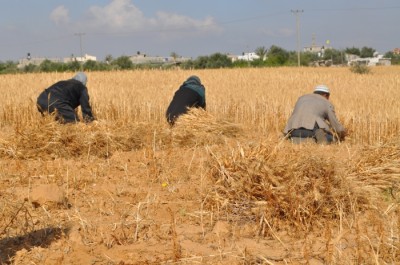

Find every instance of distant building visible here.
[237,52,260,61]
[345,54,360,62]
[18,53,97,69]
[129,52,190,65]
[303,45,326,53]
[64,54,97,63]
[303,35,331,57]
[18,57,62,68]
[393,48,400,55]
[303,45,332,58]
[347,53,391,66]
[226,53,238,62]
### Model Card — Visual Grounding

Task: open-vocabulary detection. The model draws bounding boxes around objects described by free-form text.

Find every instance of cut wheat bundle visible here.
[168,108,243,147]
[0,118,150,159]
[204,141,398,232]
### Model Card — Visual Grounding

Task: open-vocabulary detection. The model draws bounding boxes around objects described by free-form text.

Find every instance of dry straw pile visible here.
[348,137,400,197]
[0,107,243,160]
[206,138,400,234]
[0,117,148,159]
[168,108,243,147]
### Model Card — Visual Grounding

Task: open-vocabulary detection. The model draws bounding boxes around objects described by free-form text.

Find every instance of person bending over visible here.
[166,75,206,125]
[37,72,95,124]
[283,85,346,144]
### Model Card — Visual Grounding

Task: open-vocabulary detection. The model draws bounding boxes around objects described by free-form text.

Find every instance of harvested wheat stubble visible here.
[168,108,243,147]
[0,198,33,238]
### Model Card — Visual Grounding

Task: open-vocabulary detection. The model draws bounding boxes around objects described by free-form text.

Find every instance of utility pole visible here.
[74,32,85,60]
[291,9,303,67]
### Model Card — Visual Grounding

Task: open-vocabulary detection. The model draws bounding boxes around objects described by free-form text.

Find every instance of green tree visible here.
[287,51,299,66]
[232,60,250,68]
[206,53,232,68]
[66,61,81,71]
[254,46,267,61]
[0,60,18,74]
[23,63,39,73]
[95,61,113,71]
[299,51,320,66]
[112,56,133,70]
[384,51,400,65]
[197,56,209,69]
[360,46,376,58]
[185,53,232,69]
[250,59,267,67]
[193,56,208,69]
[170,52,179,61]
[105,54,113,64]
[83,60,98,71]
[266,45,289,66]
[345,47,361,56]
[323,48,345,65]
[39,60,58,72]
[180,59,196,69]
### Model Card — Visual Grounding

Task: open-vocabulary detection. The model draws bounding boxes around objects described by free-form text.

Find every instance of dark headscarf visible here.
[182,75,205,105]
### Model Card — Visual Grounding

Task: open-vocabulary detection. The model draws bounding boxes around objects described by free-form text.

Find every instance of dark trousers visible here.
[289,127,334,144]
[37,91,78,123]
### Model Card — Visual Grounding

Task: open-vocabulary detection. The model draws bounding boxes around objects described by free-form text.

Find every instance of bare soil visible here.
[0,122,399,265]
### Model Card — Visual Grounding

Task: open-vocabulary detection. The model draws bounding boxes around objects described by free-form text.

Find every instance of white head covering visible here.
[314,84,330,94]
[72,72,87,86]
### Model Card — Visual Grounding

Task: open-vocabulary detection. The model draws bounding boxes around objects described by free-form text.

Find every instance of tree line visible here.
[1,45,399,74]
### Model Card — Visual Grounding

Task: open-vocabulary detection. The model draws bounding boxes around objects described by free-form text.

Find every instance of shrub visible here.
[349,64,371,74]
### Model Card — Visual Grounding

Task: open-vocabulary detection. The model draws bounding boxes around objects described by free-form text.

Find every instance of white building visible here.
[18,53,97,68]
[64,54,97,63]
[237,52,260,61]
[347,53,391,66]
[303,45,332,58]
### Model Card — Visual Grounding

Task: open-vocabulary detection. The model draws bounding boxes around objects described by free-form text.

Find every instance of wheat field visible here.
[0,67,399,264]
[1,67,399,143]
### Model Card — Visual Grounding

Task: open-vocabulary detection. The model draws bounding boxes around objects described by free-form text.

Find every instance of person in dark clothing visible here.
[37,72,95,123]
[166,75,206,125]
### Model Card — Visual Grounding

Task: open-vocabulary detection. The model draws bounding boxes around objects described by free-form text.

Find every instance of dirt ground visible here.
[0,121,399,265]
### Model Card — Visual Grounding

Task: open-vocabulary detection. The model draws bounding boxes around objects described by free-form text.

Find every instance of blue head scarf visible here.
[183,75,205,105]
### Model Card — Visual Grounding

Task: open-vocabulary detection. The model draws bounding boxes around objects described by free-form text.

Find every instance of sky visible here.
[0,0,399,61]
